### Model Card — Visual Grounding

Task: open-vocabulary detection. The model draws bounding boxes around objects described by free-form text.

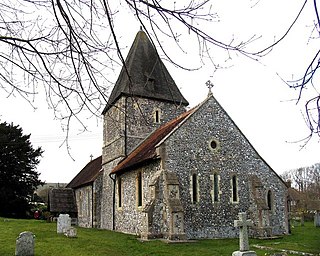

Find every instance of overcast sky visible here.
[0,0,319,183]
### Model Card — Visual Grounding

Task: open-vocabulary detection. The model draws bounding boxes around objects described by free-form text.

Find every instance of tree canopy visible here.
[0,122,43,218]
[282,163,320,212]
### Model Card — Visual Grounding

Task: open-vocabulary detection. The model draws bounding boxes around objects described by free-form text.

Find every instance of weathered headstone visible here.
[64,227,77,238]
[15,231,35,256]
[57,214,71,234]
[232,212,257,256]
[314,211,320,227]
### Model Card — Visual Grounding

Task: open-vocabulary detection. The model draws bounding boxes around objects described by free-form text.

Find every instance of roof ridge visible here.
[155,94,213,147]
[66,155,102,188]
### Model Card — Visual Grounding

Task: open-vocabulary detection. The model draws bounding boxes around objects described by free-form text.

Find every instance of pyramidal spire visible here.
[103,30,189,113]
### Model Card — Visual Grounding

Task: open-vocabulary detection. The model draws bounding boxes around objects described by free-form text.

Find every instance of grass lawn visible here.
[0,218,319,256]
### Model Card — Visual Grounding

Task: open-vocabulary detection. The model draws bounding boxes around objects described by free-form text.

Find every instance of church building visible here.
[67,30,289,240]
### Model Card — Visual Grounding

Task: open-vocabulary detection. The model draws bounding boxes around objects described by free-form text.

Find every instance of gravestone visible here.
[64,227,77,238]
[314,211,320,227]
[57,214,71,234]
[15,231,35,256]
[232,212,257,256]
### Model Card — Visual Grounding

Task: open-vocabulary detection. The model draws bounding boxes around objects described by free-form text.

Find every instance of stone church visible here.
[67,30,289,240]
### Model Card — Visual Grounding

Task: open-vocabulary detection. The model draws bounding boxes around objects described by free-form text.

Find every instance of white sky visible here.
[0,0,319,183]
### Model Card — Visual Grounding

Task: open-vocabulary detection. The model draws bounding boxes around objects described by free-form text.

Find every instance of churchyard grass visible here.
[0,217,319,256]
[251,221,320,255]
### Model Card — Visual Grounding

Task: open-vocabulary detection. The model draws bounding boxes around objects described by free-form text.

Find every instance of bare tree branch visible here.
[0,0,319,143]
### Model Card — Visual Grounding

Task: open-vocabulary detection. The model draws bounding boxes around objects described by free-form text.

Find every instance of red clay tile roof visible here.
[66,156,102,189]
[111,108,195,174]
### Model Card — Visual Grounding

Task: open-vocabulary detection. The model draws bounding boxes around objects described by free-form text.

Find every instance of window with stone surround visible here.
[117,176,123,209]
[78,191,83,216]
[153,108,161,123]
[211,172,220,202]
[231,174,238,203]
[267,190,273,210]
[87,189,90,215]
[209,138,220,152]
[190,173,199,203]
[136,171,143,207]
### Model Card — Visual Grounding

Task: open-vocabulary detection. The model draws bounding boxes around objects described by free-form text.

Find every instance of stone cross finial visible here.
[234,212,253,251]
[205,80,214,91]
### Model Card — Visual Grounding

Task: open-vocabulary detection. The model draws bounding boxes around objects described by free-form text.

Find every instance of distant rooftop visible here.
[48,188,77,214]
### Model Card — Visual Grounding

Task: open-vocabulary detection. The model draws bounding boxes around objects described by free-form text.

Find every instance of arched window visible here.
[267,190,272,210]
[153,109,161,123]
[192,173,198,203]
[78,191,83,214]
[118,177,122,208]
[232,175,238,202]
[213,173,219,202]
[137,171,143,207]
[155,110,160,123]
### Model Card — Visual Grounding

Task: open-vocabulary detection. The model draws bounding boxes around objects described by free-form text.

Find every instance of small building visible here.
[48,188,77,218]
[35,183,67,204]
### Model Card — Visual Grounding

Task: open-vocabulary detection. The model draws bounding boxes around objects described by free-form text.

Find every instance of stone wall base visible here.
[141,232,186,241]
[140,233,163,240]
[167,233,186,241]
[252,227,272,238]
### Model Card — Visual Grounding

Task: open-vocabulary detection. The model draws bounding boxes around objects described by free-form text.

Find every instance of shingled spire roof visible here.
[102,30,189,113]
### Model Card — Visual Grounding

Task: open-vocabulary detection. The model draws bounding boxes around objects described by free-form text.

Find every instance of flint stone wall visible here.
[162,96,288,238]
[102,97,185,165]
[100,159,121,230]
[113,161,162,235]
[100,97,185,231]
[99,95,288,239]
[93,171,103,228]
[75,186,92,228]
[124,97,186,154]
[73,170,103,228]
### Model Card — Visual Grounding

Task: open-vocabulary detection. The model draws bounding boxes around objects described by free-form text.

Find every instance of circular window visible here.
[210,140,217,149]
[209,139,219,151]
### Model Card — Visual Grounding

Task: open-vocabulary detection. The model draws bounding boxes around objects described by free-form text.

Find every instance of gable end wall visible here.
[162,96,288,239]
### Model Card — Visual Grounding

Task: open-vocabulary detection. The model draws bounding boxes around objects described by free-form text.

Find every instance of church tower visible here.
[102,30,188,164]
[100,30,188,229]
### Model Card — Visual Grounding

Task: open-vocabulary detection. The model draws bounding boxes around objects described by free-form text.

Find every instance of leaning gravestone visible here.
[15,231,35,256]
[57,214,71,234]
[315,211,320,227]
[64,227,77,238]
[232,212,257,256]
